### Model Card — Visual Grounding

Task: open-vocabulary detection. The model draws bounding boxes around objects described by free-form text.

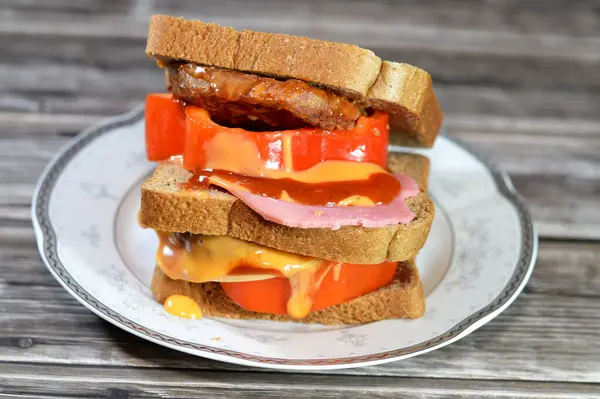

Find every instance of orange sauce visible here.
[287,263,332,318]
[183,169,400,206]
[164,295,203,320]
[155,232,330,319]
[156,232,320,283]
[228,265,285,277]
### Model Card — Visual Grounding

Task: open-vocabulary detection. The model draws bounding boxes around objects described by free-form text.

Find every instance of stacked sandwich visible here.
[139,15,443,325]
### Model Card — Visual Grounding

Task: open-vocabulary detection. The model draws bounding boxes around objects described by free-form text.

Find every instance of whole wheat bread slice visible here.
[146,15,443,147]
[139,153,434,264]
[151,258,425,324]
[366,62,442,147]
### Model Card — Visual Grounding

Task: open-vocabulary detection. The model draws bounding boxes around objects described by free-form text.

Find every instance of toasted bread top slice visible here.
[139,153,434,264]
[366,62,442,147]
[151,258,425,325]
[146,15,443,147]
[146,14,381,98]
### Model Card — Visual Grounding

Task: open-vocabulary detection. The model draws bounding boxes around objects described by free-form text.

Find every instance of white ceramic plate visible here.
[32,106,537,370]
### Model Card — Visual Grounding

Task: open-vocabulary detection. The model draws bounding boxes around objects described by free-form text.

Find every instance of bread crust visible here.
[146,15,443,147]
[151,259,425,325]
[366,62,443,147]
[139,153,434,264]
[147,15,381,99]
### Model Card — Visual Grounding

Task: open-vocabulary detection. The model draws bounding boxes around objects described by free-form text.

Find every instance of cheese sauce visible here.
[286,263,333,318]
[156,233,331,319]
[282,132,294,171]
[332,262,343,282]
[156,233,321,283]
[183,169,400,206]
[164,295,203,320]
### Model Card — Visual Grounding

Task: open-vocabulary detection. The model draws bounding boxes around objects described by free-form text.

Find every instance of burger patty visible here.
[167,63,362,131]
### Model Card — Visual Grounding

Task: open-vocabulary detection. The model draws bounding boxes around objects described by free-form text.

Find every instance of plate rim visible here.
[31,106,538,370]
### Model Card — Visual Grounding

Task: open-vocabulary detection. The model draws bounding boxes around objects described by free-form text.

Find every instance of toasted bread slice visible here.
[146,15,443,147]
[151,258,425,325]
[366,62,442,147]
[139,153,434,264]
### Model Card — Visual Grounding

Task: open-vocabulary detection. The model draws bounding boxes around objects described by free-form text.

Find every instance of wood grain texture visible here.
[1,0,599,397]
[2,364,600,399]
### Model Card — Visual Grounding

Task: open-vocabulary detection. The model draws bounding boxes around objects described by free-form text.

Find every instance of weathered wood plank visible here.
[445,115,600,138]
[1,363,600,399]
[1,238,599,383]
[3,0,600,39]
[0,112,102,137]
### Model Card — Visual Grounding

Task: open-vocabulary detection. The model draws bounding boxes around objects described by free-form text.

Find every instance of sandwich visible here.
[139,15,443,325]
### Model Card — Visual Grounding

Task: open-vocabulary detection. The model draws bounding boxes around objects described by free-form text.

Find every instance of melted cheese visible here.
[282,133,294,171]
[332,263,343,282]
[203,131,263,177]
[156,233,329,319]
[207,160,388,206]
[287,263,332,318]
[156,233,321,283]
[337,195,376,206]
[164,295,203,320]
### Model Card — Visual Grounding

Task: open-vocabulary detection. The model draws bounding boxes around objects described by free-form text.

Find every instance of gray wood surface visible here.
[1,1,599,398]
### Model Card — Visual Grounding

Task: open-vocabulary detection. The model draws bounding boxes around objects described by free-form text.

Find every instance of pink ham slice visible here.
[223,174,420,230]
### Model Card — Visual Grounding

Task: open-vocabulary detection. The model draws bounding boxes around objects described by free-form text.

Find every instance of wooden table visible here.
[1,1,599,397]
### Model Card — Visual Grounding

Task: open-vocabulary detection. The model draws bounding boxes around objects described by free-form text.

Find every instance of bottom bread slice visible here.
[151,259,425,325]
